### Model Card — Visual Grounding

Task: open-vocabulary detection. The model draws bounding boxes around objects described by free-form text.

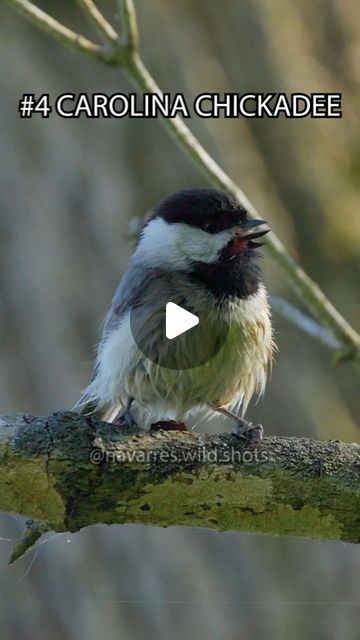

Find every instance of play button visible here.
[130,273,229,370]
[165,302,199,339]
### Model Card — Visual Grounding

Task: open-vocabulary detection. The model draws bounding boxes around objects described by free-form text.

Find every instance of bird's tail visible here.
[71,386,99,416]
[72,384,122,423]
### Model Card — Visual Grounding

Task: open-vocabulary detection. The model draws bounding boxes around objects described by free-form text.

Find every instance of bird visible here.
[73,188,275,441]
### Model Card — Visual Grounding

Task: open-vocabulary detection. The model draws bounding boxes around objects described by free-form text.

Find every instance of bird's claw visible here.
[114,411,139,435]
[231,422,264,444]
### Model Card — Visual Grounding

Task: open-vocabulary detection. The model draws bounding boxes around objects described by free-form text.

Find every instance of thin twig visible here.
[4,0,110,61]
[4,0,360,361]
[270,295,341,350]
[76,0,118,43]
[116,0,139,50]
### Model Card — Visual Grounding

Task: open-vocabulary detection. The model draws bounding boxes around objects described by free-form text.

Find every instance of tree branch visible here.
[117,0,139,51]
[270,295,342,351]
[3,0,360,362]
[1,411,359,561]
[76,0,118,43]
[3,0,112,61]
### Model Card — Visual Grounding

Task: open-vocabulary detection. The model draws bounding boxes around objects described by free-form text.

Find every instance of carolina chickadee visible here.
[74,188,274,441]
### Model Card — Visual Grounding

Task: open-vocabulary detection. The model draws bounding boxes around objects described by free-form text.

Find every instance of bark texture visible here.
[0,412,359,547]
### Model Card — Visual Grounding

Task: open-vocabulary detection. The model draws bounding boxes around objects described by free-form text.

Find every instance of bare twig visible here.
[116,0,139,50]
[76,0,118,43]
[270,295,341,351]
[3,0,113,61]
[3,0,360,361]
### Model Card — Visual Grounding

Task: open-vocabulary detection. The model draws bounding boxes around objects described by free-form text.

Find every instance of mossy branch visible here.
[0,411,359,562]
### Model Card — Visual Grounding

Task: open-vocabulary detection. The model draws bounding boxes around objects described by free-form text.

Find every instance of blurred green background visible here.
[0,1,359,639]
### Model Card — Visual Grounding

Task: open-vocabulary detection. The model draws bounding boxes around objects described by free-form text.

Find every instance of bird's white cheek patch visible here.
[179,226,233,263]
[135,218,234,268]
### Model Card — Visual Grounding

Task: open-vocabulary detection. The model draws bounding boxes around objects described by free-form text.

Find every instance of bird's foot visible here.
[231,419,264,444]
[209,404,264,445]
[150,420,188,433]
[113,410,139,435]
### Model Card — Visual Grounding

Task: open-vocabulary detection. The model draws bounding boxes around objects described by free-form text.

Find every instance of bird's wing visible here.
[72,263,167,413]
[102,262,167,335]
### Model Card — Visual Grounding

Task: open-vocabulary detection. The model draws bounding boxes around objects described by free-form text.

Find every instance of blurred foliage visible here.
[0,1,359,639]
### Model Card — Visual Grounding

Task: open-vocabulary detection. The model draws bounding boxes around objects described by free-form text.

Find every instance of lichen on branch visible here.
[0,411,359,563]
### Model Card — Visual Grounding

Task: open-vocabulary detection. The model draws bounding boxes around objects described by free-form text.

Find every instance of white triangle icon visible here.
[165,302,199,340]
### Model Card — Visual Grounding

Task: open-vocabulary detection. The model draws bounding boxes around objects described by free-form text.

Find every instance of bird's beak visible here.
[226,219,270,256]
[240,219,270,241]
[237,219,270,248]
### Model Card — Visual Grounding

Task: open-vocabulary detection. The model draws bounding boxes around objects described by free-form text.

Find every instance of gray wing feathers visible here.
[72,262,164,414]
[101,262,150,335]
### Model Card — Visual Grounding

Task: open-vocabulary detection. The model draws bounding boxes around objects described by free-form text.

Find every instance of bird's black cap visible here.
[152,188,248,234]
